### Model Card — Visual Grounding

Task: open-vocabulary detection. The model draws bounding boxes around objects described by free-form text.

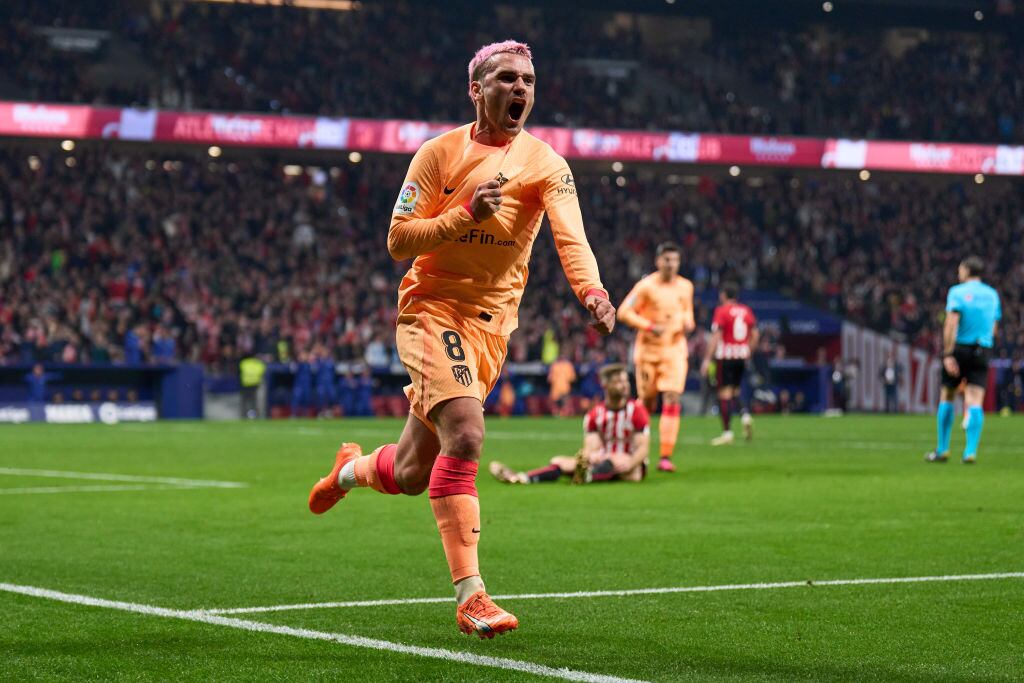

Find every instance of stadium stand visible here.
[1,1,1022,142]
[2,148,1021,372]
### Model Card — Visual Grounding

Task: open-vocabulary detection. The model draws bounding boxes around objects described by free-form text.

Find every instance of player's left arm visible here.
[992,292,1002,341]
[542,160,614,335]
[614,431,649,475]
[747,310,760,353]
[682,282,696,334]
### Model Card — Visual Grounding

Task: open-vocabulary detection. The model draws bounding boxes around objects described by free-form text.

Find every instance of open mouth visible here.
[507,101,525,123]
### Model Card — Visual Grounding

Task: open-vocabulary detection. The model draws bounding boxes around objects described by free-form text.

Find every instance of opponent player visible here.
[489,364,649,484]
[926,256,1001,464]
[617,242,694,472]
[307,41,616,638]
[700,282,758,445]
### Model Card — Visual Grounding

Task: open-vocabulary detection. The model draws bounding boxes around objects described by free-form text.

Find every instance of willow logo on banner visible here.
[749,137,797,162]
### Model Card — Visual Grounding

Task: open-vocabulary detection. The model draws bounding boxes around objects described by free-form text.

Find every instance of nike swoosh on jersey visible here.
[443,186,456,194]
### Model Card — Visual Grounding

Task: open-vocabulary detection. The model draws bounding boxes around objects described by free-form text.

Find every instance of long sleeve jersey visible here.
[618,273,695,350]
[388,123,607,335]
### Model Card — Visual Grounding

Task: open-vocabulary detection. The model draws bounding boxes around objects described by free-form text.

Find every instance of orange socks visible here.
[429,455,480,583]
[352,444,401,494]
[659,404,681,458]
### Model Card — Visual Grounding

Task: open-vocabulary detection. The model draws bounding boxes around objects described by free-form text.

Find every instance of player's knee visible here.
[441,422,484,459]
[663,392,681,405]
[396,462,431,496]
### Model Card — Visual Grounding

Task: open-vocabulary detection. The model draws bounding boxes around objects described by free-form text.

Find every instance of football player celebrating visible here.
[308,40,615,638]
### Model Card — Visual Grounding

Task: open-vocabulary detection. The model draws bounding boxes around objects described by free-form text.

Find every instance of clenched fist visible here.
[469,180,502,222]
[585,294,616,336]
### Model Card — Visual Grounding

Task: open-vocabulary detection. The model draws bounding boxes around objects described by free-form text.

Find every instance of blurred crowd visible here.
[2,1,1022,143]
[1,147,1021,374]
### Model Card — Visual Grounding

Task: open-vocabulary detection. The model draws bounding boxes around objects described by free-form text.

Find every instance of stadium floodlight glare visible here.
[60,139,75,151]
[208,146,222,158]
[729,165,741,177]
[859,169,871,181]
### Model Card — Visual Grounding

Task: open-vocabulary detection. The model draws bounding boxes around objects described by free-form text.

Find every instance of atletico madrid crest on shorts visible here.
[452,365,473,387]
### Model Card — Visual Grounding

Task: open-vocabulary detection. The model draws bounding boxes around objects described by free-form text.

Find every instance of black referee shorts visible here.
[941,344,991,389]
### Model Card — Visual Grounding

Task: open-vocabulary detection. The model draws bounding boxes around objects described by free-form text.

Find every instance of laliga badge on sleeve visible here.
[394,181,420,215]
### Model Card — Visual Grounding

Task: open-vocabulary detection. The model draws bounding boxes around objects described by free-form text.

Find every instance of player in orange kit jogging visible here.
[307,40,616,639]
[617,242,694,473]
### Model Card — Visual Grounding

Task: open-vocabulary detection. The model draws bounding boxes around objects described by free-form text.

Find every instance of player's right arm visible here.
[701,306,724,376]
[582,432,604,460]
[942,288,961,376]
[617,280,657,333]
[701,329,721,377]
[387,145,487,261]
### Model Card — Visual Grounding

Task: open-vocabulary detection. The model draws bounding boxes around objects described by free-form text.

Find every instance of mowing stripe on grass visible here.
[202,571,1024,615]
[0,467,247,488]
[0,582,648,683]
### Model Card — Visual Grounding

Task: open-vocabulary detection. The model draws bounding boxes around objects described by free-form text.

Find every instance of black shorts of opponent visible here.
[718,359,746,388]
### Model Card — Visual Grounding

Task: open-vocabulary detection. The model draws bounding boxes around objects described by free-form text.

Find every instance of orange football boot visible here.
[456,591,519,639]
[308,443,362,514]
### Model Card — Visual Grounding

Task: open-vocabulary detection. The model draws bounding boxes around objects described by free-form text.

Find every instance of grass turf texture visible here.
[1,415,1022,682]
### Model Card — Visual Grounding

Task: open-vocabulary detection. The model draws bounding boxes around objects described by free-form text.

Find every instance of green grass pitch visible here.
[2,415,1022,682]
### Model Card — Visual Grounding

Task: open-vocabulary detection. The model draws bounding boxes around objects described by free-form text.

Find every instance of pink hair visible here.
[467,40,532,99]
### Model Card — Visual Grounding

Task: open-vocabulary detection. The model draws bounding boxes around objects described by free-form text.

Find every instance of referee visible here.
[927,256,1002,464]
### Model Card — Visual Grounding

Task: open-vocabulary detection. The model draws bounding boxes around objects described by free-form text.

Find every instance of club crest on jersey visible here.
[394,181,420,215]
[495,172,509,187]
[451,364,473,387]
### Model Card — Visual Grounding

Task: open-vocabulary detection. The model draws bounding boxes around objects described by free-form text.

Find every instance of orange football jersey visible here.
[618,273,695,351]
[388,123,606,335]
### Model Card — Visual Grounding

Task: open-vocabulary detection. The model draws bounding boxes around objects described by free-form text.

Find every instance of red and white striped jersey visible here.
[584,400,650,454]
[712,302,756,360]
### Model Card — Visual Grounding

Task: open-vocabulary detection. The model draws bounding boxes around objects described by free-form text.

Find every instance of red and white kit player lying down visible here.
[490,364,650,484]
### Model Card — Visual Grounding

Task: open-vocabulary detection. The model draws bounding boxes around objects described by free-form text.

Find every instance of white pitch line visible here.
[0,583,647,683]
[202,571,1024,615]
[0,484,185,496]
[0,467,247,489]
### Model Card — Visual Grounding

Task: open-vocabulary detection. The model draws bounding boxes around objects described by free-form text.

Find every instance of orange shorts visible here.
[397,299,508,431]
[634,346,688,398]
